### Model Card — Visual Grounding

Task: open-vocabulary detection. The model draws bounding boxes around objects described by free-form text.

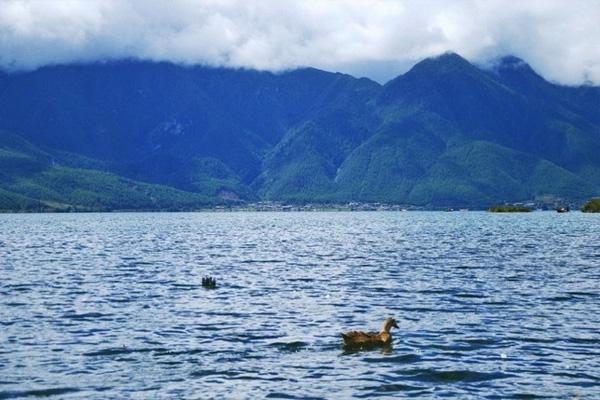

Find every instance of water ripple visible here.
[1,211,599,399]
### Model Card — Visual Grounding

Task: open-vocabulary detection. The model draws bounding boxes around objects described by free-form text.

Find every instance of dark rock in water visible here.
[202,276,217,289]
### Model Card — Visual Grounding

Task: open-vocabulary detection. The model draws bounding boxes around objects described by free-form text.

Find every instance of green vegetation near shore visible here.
[581,198,600,213]
[488,205,532,213]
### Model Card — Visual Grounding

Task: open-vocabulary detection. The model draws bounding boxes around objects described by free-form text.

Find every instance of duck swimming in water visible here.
[341,317,399,349]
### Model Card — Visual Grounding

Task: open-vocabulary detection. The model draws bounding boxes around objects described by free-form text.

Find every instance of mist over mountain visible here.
[1,53,599,210]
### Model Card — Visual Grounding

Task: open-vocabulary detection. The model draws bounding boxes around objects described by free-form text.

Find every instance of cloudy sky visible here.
[1,0,599,84]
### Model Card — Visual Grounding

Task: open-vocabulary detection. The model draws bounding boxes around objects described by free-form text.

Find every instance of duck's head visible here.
[383,317,399,332]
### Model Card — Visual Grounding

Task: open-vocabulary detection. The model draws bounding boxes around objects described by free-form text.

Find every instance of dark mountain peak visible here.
[493,55,538,75]
[431,51,470,64]
[405,52,475,77]
[497,55,530,69]
[378,52,485,105]
[284,66,336,78]
[489,54,548,91]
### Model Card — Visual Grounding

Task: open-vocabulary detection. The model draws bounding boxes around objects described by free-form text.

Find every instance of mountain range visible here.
[1,52,599,211]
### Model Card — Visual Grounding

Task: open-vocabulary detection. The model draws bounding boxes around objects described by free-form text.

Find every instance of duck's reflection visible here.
[341,343,394,356]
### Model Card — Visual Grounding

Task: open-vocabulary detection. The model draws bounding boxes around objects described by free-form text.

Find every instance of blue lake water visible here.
[1,211,599,399]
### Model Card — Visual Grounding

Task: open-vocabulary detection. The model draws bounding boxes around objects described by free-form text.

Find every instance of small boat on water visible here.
[556,206,570,213]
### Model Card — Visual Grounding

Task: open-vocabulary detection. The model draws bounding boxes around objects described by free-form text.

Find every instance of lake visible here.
[1,212,599,399]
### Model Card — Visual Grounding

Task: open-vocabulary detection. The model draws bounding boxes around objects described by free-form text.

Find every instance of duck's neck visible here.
[381,324,393,334]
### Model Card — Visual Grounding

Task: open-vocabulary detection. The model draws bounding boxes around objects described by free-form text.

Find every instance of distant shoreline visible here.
[1,199,593,214]
[0,206,589,214]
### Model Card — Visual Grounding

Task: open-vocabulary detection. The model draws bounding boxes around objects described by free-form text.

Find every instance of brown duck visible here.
[341,317,399,348]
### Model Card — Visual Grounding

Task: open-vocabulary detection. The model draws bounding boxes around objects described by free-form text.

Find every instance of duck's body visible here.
[341,330,392,347]
[341,317,399,348]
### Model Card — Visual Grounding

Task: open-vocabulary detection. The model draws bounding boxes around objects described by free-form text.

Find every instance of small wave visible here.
[567,291,597,297]
[203,311,250,318]
[0,387,79,399]
[154,348,204,357]
[220,284,244,289]
[567,337,600,345]
[108,297,132,303]
[269,341,309,352]
[84,347,167,357]
[244,333,284,341]
[555,380,599,388]
[429,343,474,352]
[169,284,198,290]
[400,307,439,313]
[156,360,182,366]
[240,259,285,264]
[61,312,113,321]
[416,289,452,294]
[553,371,599,381]
[190,324,220,332]
[462,338,499,346]
[286,277,316,282]
[454,293,484,298]
[138,280,173,285]
[402,369,511,383]
[484,301,509,306]
[545,295,574,302]
[358,383,426,395]
[229,374,287,382]
[189,369,240,378]
[362,354,420,364]
[3,284,34,292]
[266,392,324,399]
[507,337,557,344]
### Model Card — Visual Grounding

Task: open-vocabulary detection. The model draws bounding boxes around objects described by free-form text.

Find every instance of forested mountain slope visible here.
[1,53,598,210]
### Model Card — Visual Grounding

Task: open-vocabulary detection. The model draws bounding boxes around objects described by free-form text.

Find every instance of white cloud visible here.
[0,0,599,85]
